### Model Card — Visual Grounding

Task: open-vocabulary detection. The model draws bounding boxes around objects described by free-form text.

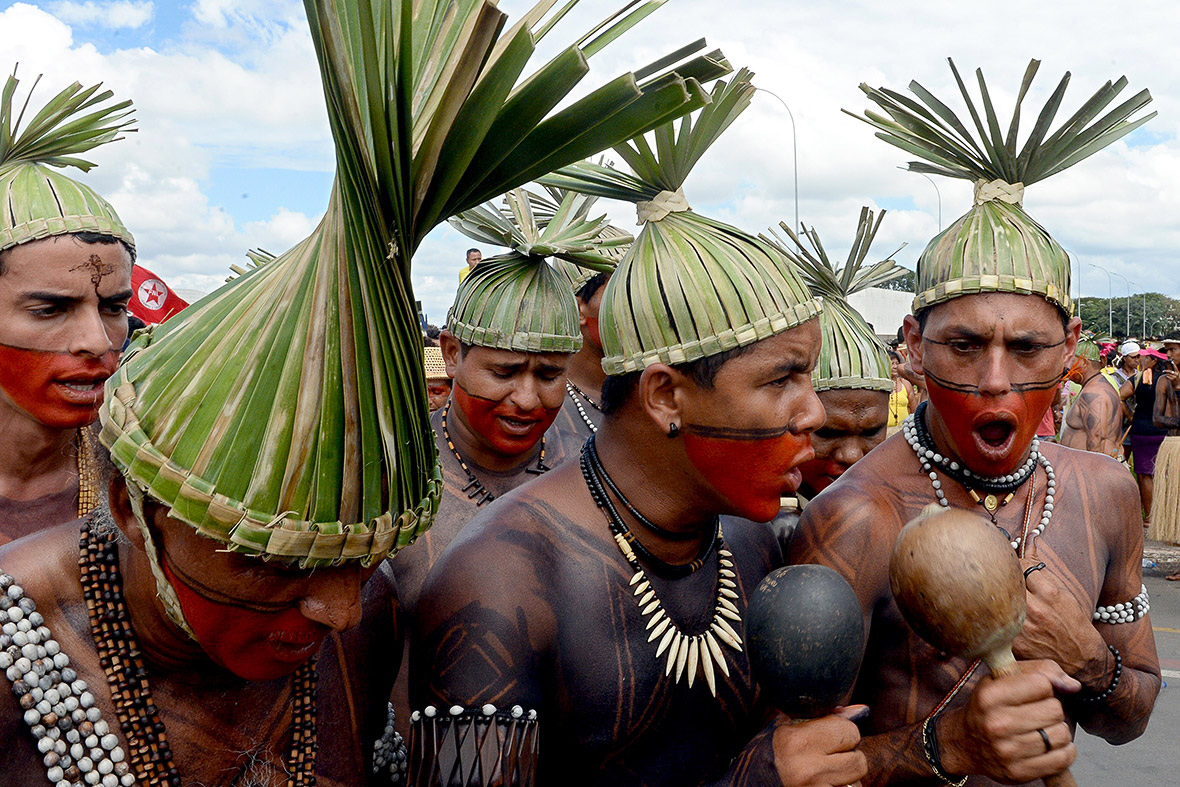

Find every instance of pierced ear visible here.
[637,363,687,435]
[107,473,146,551]
[439,330,462,377]
[576,297,594,329]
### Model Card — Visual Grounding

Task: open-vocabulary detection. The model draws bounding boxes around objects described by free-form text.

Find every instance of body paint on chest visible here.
[682,424,814,522]
[0,343,119,428]
[453,382,561,456]
[160,556,328,681]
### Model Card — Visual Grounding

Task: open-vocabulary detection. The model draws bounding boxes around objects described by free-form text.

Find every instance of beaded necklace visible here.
[579,440,742,697]
[903,404,1055,552]
[583,436,701,542]
[439,400,549,507]
[565,380,601,434]
[79,520,319,786]
[77,428,99,518]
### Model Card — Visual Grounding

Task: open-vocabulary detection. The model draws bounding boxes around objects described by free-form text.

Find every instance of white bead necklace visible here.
[903,412,1055,551]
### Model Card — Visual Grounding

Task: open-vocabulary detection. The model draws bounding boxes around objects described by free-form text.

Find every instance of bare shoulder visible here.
[0,520,83,595]
[1042,441,1137,499]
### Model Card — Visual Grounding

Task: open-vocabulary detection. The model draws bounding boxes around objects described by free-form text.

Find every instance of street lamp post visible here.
[902,168,942,231]
[1088,263,1113,337]
[756,87,799,232]
[1126,278,1145,338]
[1111,272,1131,337]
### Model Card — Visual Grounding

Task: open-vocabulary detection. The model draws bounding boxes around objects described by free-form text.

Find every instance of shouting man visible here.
[409,75,867,787]
[791,62,1159,786]
[0,71,134,544]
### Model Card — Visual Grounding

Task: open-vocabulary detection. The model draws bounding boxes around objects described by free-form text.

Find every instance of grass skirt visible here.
[1149,436,1180,545]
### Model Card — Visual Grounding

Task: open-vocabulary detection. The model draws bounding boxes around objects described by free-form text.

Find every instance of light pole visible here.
[1126,278,1145,338]
[902,168,942,231]
[756,87,799,232]
[1088,262,1113,337]
[1111,271,1132,337]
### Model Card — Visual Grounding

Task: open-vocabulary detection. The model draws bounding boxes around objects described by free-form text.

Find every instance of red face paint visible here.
[160,556,330,681]
[453,383,561,456]
[583,313,603,352]
[798,457,846,497]
[683,426,814,522]
[924,376,1059,477]
[0,344,119,428]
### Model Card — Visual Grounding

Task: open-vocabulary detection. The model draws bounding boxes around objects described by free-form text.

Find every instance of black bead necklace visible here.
[584,435,703,542]
[440,400,549,507]
[580,436,718,579]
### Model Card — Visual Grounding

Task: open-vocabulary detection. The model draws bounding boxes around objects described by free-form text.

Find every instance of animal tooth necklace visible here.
[580,436,741,697]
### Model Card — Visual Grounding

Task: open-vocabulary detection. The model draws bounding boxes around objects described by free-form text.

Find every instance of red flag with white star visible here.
[129,264,188,324]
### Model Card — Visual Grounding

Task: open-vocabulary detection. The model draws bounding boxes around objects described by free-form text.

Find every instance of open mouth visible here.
[977,420,1014,448]
[497,415,540,435]
[53,378,106,403]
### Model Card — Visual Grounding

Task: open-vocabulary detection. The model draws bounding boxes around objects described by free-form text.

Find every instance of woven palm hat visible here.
[0,69,135,255]
[447,187,631,353]
[99,0,733,567]
[765,207,903,393]
[544,70,821,376]
[1075,339,1102,362]
[424,346,449,382]
[850,59,1154,318]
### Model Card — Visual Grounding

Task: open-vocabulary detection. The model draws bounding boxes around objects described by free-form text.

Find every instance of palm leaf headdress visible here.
[764,208,903,392]
[847,58,1155,316]
[542,69,821,376]
[447,186,631,353]
[0,67,136,253]
[99,0,734,568]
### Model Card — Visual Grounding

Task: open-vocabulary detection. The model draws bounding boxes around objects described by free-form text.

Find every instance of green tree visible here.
[879,269,916,292]
[1078,293,1180,338]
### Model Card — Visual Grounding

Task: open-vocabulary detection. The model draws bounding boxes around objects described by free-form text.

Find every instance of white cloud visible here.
[51,1,153,29]
[3,0,1180,322]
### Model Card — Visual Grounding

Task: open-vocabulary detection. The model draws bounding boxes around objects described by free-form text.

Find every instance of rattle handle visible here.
[984,648,1077,787]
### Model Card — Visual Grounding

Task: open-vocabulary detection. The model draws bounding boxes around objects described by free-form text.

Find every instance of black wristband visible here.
[1077,643,1122,703]
[921,713,967,786]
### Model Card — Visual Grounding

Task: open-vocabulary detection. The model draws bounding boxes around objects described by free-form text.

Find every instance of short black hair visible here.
[600,342,755,414]
[575,272,610,303]
[466,248,481,260]
[0,231,136,276]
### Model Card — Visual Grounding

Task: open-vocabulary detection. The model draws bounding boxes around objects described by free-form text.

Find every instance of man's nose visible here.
[298,566,364,633]
[70,306,116,357]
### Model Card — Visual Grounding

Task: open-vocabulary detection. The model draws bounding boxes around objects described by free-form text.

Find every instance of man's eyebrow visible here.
[101,289,134,304]
[768,356,811,376]
[21,291,81,306]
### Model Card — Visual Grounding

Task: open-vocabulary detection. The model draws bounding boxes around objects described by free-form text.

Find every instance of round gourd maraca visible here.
[746,564,866,718]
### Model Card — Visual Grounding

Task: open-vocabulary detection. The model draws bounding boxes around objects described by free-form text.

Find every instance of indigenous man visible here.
[791,63,1159,786]
[409,75,868,787]
[0,71,134,544]
[1,0,719,781]
[1060,339,1125,456]
[548,258,612,454]
[423,346,451,413]
[763,208,902,548]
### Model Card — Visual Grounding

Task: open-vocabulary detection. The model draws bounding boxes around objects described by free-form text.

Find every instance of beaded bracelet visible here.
[921,713,968,787]
[1077,643,1122,703]
[1092,585,1149,624]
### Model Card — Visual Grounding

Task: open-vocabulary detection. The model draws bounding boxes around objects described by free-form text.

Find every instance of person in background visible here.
[548,259,613,455]
[1151,338,1180,569]
[423,346,451,412]
[766,207,899,548]
[457,247,482,283]
[1128,345,1169,526]
[1061,339,1125,457]
[0,70,135,545]
[887,349,917,437]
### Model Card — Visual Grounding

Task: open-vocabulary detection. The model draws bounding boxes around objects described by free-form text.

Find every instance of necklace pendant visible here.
[983,493,1000,513]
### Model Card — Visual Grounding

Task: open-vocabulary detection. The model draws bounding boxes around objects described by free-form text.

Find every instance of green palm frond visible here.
[101,0,730,566]
[0,66,135,172]
[763,208,898,391]
[845,58,1155,186]
[764,207,907,299]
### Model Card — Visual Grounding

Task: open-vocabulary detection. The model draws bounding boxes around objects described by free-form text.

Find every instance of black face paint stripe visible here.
[923,336,1068,349]
[923,367,1064,395]
[683,423,791,440]
[164,549,297,613]
[455,379,499,403]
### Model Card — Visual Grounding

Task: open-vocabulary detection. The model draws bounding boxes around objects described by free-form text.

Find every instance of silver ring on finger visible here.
[1037,727,1051,753]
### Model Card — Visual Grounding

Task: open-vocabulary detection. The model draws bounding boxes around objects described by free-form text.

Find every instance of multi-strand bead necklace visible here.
[439,400,548,506]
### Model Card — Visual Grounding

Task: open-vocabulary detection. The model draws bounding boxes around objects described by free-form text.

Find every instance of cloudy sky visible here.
[1,0,1177,324]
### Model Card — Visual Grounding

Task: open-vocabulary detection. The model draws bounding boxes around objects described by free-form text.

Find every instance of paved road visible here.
[1072,575,1180,784]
